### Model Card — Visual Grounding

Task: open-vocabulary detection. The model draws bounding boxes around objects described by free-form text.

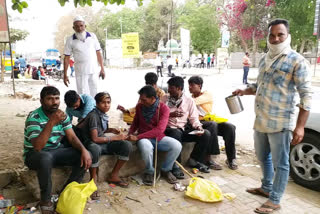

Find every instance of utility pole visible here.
[169,0,173,57]
[120,17,123,35]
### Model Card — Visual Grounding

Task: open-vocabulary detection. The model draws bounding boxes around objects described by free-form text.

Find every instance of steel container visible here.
[225,95,244,114]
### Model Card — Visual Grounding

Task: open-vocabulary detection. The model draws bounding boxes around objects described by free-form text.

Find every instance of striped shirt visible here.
[249,50,312,133]
[24,107,72,157]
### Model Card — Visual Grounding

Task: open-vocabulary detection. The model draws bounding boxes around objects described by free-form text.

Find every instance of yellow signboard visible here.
[122,33,140,58]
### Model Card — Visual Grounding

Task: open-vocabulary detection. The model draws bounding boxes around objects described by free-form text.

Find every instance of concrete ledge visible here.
[0,170,16,189]
[20,142,195,200]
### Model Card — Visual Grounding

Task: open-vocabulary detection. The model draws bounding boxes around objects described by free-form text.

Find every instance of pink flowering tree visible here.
[218,0,275,66]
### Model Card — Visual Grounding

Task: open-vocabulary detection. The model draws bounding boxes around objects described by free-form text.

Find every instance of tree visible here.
[10,0,143,13]
[9,28,29,43]
[140,0,179,52]
[1,28,29,82]
[218,0,275,66]
[177,0,220,54]
[274,0,316,53]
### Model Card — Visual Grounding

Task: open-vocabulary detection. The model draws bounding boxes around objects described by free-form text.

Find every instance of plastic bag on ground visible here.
[56,179,97,214]
[185,177,223,202]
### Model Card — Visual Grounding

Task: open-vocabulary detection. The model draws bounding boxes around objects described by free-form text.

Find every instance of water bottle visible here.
[0,199,15,208]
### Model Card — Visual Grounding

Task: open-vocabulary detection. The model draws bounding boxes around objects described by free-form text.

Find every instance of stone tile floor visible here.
[82,154,320,214]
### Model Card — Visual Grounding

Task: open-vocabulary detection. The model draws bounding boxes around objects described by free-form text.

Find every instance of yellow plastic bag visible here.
[56,179,97,214]
[202,114,228,124]
[185,177,223,202]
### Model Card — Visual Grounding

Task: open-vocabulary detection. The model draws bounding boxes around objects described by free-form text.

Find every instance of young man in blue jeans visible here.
[233,19,312,213]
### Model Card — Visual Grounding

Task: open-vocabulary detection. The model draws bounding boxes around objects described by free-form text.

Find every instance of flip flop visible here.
[108,179,129,188]
[195,162,210,173]
[246,188,270,198]
[172,168,185,179]
[162,171,178,184]
[254,203,281,214]
[206,160,222,170]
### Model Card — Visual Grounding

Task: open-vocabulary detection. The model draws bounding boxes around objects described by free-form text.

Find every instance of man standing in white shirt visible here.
[63,16,105,97]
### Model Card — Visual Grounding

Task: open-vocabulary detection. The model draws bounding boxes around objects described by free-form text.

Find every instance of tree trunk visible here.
[1,44,6,82]
[299,39,306,54]
[240,33,248,53]
[252,29,257,68]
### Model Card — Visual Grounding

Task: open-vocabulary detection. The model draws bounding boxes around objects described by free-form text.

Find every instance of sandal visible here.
[246,188,270,198]
[39,201,54,214]
[225,159,238,170]
[162,171,178,184]
[195,162,210,173]
[254,203,281,214]
[90,190,100,200]
[206,160,222,170]
[108,179,129,188]
[172,167,185,179]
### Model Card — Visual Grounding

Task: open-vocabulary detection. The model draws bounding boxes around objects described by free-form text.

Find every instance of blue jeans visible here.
[243,66,249,84]
[254,130,292,204]
[137,136,182,174]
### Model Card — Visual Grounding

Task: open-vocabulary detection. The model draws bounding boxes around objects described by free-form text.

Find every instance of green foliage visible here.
[274,0,316,52]
[177,0,220,53]
[9,28,29,43]
[140,0,178,52]
[10,0,143,13]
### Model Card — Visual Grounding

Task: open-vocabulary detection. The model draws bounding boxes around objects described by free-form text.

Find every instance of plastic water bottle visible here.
[0,199,15,208]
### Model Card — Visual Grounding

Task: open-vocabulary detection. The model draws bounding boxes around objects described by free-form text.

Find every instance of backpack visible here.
[32,67,39,80]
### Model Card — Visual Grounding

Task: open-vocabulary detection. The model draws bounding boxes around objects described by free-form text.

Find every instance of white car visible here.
[290,112,320,191]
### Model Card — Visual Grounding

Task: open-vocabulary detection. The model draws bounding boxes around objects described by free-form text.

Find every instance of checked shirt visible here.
[250,50,312,133]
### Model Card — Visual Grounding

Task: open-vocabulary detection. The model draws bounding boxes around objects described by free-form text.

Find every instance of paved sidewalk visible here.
[82,150,320,214]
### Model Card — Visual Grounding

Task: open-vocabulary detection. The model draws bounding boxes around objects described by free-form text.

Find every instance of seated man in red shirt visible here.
[128,85,182,186]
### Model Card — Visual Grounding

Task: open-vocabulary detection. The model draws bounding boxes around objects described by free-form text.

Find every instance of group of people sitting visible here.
[23,72,237,214]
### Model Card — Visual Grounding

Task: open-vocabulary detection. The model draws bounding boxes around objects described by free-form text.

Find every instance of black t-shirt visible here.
[78,110,108,142]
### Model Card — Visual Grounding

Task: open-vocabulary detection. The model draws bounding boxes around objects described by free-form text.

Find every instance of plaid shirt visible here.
[250,50,312,133]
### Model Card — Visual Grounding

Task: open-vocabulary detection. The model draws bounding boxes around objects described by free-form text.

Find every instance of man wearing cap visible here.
[63,16,105,97]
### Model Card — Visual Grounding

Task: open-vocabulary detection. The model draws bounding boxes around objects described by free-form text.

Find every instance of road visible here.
[54,66,320,150]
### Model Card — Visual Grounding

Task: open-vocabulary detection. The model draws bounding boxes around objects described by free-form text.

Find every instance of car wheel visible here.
[290,130,320,191]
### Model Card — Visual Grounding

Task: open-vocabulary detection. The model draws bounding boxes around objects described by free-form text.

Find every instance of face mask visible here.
[267,34,291,58]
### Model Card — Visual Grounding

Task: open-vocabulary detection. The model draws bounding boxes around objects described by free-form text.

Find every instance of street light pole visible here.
[167,24,170,55]
[120,17,123,35]
[104,28,108,67]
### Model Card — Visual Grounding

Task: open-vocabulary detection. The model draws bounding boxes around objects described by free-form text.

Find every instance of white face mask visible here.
[267,34,291,58]
[75,31,86,42]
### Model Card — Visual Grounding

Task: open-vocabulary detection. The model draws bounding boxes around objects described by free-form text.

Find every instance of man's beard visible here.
[75,31,86,41]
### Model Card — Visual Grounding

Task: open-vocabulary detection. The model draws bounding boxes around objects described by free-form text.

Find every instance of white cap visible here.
[73,16,85,23]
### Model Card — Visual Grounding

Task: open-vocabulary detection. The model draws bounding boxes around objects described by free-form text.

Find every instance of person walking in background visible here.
[70,57,75,77]
[63,15,105,97]
[211,54,215,67]
[175,57,179,67]
[207,55,211,69]
[19,55,26,73]
[167,55,174,77]
[200,57,205,68]
[155,55,163,77]
[233,19,312,214]
[242,52,251,84]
